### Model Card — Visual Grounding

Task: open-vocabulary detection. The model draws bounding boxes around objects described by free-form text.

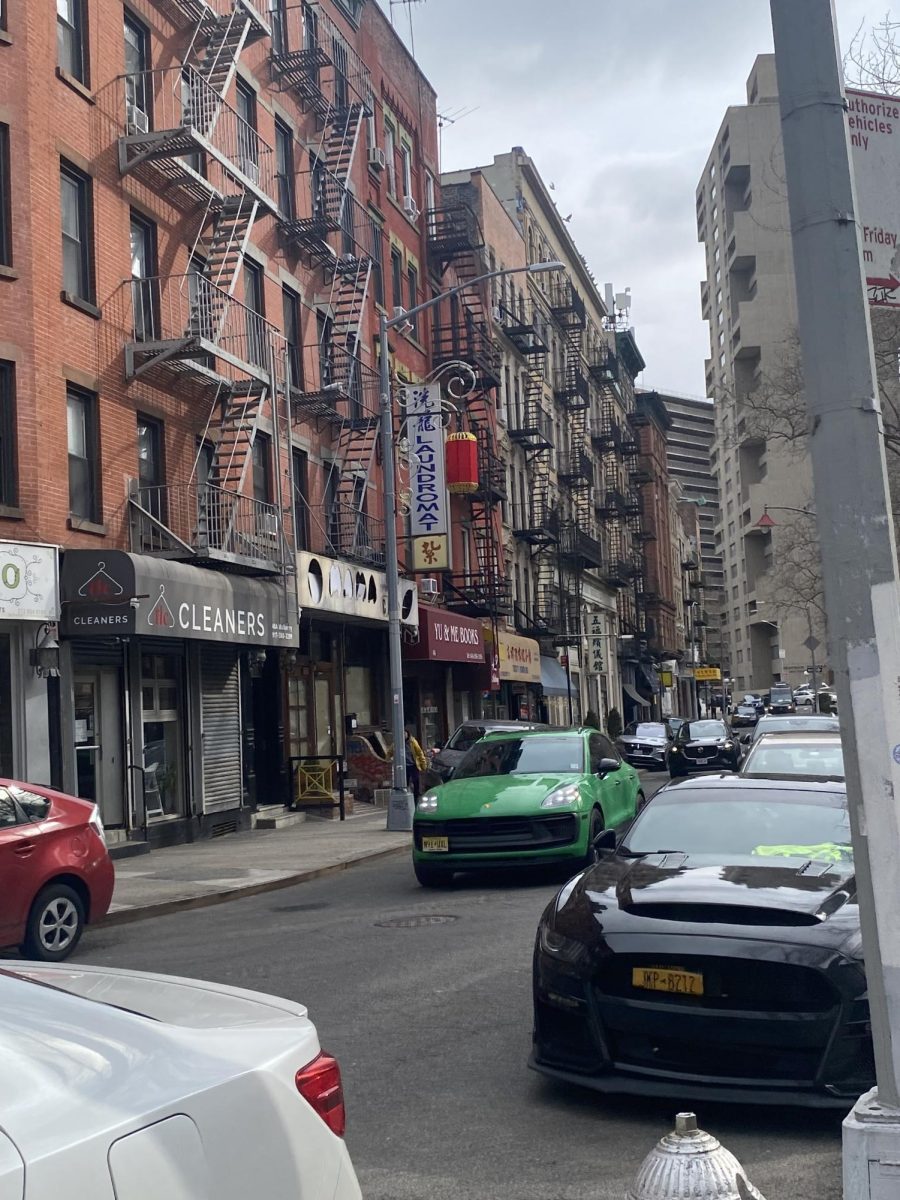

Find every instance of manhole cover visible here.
[375,914,459,928]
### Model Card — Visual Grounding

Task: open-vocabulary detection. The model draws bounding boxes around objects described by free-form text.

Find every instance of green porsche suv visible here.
[412,728,644,886]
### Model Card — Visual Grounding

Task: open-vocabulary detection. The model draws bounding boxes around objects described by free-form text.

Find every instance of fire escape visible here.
[270,4,380,566]
[551,278,600,646]
[120,0,290,574]
[497,296,561,638]
[427,203,510,618]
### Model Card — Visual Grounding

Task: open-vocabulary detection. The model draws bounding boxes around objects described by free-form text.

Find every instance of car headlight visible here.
[539,923,586,962]
[88,804,106,846]
[669,746,680,754]
[417,793,439,812]
[542,783,580,808]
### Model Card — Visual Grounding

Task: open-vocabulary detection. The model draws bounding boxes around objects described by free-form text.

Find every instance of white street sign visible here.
[404,385,448,540]
[0,542,59,622]
[848,89,900,306]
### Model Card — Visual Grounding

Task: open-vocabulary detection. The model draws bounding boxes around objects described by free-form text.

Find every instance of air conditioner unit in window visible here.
[126,103,149,135]
[367,146,387,171]
[491,305,503,322]
[257,512,280,539]
[419,578,439,597]
[402,195,419,221]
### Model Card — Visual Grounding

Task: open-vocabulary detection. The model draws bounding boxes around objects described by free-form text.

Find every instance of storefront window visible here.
[345,665,373,726]
[141,651,184,819]
[0,634,12,777]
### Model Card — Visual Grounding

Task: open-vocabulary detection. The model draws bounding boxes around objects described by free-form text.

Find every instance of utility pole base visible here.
[386,787,415,832]
[843,1088,900,1199]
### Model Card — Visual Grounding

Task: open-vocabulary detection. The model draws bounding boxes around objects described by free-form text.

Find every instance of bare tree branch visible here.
[845,13,900,96]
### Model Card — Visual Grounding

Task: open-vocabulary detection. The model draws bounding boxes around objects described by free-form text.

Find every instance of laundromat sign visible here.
[60,550,299,647]
[0,542,59,622]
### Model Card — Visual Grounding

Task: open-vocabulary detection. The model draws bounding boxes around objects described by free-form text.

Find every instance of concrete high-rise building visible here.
[651,392,725,671]
[696,55,825,695]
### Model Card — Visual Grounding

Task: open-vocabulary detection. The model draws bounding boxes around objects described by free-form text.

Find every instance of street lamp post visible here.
[379,259,564,829]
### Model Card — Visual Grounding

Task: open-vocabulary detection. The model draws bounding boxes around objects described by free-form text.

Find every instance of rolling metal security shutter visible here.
[200,644,242,814]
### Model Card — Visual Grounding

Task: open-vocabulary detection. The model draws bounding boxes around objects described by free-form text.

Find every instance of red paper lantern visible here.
[446,432,479,495]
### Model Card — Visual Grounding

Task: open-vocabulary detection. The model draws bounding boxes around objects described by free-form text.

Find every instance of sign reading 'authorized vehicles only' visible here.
[60,550,299,647]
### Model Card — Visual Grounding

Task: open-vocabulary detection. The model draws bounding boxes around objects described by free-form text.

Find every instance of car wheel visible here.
[414,861,453,888]
[23,883,85,962]
[584,807,605,866]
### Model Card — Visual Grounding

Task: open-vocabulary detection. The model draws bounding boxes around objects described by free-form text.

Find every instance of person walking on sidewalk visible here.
[405,727,428,801]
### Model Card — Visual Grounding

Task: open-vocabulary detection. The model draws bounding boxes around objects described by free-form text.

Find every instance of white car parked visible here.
[0,963,361,1200]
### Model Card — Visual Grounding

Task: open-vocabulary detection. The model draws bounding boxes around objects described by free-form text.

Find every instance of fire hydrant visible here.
[626,1112,766,1200]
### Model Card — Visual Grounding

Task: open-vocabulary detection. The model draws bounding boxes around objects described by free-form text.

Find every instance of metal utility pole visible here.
[771,0,900,1171]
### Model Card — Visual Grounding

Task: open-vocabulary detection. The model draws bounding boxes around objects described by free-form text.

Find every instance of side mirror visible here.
[593,828,617,852]
[597,756,620,776]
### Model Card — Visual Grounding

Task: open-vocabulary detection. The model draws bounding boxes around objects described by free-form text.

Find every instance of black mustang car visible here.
[531,776,870,1108]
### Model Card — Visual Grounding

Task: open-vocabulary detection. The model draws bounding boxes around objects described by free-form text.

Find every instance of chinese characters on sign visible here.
[587,613,605,675]
[405,384,449,572]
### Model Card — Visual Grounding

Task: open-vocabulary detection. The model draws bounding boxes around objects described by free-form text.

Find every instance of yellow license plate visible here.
[632,967,704,996]
[421,836,449,853]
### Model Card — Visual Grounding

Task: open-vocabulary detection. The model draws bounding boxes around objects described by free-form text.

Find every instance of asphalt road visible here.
[73,771,842,1200]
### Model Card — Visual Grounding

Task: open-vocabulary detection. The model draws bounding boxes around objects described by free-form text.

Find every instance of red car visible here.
[0,778,114,960]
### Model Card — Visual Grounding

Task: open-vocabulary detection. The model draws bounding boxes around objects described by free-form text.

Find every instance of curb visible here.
[100,841,410,928]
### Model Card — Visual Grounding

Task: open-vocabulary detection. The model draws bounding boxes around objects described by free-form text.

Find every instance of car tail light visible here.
[295,1052,346,1137]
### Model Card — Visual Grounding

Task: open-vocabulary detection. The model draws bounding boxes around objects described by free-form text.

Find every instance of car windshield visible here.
[445,724,487,752]
[743,739,844,779]
[737,706,756,714]
[622,787,852,862]
[453,737,584,779]
[624,723,667,738]
[679,720,727,740]
[771,685,793,698]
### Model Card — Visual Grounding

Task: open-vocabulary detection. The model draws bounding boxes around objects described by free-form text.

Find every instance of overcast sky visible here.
[375,0,886,396]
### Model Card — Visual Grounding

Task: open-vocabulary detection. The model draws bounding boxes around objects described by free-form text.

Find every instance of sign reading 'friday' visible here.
[405,385,448,540]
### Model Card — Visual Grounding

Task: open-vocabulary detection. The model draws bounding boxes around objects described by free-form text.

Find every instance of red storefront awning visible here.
[404,607,485,664]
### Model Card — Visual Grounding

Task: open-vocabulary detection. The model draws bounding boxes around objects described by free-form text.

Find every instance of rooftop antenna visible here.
[437,104,478,159]
[389,0,427,56]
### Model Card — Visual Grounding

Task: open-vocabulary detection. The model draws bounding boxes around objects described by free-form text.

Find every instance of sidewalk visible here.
[105,808,411,926]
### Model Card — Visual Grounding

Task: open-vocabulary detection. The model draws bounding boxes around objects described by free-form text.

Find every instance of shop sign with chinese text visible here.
[405,384,449,571]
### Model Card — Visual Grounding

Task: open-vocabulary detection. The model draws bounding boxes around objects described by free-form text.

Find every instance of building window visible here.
[424,169,435,217]
[0,362,15,507]
[57,0,87,83]
[124,11,150,123]
[269,0,287,55]
[370,218,384,308]
[282,285,303,390]
[292,447,308,551]
[274,119,294,218]
[60,161,93,302]
[234,78,259,179]
[0,125,9,268]
[383,120,396,196]
[137,414,165,526]
[390,247,403,311]
[407,264,419,337]
[130,211,157,341]
[252,434,272,505]
[400,143,413,201]
[67,385,99,521]
[243,260,265,367]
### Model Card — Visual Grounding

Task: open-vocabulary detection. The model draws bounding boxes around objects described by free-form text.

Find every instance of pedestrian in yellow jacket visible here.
[404,727,428,799]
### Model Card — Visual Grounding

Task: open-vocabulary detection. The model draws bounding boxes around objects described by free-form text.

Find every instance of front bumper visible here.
[621,747,668,768]
[670,751,736,772]
[413,811,588,868]
[532,932,872,1108]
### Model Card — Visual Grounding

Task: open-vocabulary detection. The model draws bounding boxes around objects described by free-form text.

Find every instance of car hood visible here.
[429,773,581,816]
[619,734,668,746]
[554,855,859,952]
[679,737,731,748]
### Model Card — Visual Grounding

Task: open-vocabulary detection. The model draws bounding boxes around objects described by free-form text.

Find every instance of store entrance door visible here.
[73,669,124,827]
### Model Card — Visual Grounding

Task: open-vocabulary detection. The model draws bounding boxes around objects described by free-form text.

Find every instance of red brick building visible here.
[632,390,678,664]
[0,0,499,845]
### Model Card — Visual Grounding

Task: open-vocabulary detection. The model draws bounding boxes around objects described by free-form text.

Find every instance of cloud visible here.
[376,0,885,394]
